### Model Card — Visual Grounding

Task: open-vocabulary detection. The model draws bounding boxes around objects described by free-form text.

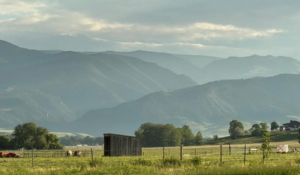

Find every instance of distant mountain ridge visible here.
[1,39,300,137]
[0,40,197,129]
[70,74,300,136]
[105,51,300,85]
[105,50,220,83]
[199,55,300,84]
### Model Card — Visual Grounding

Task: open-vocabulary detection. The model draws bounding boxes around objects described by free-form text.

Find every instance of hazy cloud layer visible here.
[0,0,299,58]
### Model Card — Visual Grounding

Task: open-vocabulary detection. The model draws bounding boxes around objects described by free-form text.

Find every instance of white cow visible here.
[66,150,72,157]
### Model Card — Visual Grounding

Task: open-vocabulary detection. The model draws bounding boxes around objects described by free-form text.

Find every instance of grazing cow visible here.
[0,152,19,158]
[73,151,81,157]
[66,150,72,157]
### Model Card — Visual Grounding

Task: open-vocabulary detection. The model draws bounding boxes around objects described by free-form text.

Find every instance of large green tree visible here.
[250,123,268,136]
[229,120,244,139]
[12,122,63,149]
[260,123,269,130]
[45,133,63,149]
[180,125,195,146]
[194,131,204,145]
[135,122,182,147]
[0,135,11,149]
[271,121,279,131]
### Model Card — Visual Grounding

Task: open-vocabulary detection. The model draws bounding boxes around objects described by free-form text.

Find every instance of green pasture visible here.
[2,141,300,174]
[1,152,300,174]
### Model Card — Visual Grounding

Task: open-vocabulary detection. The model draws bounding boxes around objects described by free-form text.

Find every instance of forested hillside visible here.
[72,74,300,136]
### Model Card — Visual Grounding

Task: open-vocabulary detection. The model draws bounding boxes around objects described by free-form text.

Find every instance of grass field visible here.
[1,151,300,174]
[1,139,300,174]
[205,130,299,145]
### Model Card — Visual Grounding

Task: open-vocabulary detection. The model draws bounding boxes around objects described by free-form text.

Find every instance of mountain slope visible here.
[105,50,208,83]
[199,55,300,84]
[0,40,49,71]
[105,51,300,85]
[71,74,300,136]
[0,44,197,128]
[174,54,221,69]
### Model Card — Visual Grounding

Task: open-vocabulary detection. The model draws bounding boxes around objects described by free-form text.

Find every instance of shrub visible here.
[190,156,202,166]
[162,157,181,166]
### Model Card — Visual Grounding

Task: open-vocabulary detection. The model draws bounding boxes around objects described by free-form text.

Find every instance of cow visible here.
[73,151,81,157]
[66,150,72,157]
[0,152,19,158]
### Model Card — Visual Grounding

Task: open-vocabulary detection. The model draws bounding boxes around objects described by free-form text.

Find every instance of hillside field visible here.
[2,146,300,174]
[204,130,299,145]
[1,136,300,175]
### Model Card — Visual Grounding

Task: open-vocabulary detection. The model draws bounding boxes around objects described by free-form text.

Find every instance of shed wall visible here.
[104,134,142,156]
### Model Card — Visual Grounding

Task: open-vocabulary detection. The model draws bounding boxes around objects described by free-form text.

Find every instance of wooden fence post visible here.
[163,147,165,159]
[263,149,265,164]
[180,145,183,160]
[31,148,34,167]
[229,142,231,155]
[91,148,94,162]
[220,145,222,164]
[195,148,197,155]
[244,145,246,165]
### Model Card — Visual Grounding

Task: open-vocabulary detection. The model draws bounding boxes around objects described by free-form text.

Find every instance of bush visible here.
[162,157,181,166]
[190,156,202,166]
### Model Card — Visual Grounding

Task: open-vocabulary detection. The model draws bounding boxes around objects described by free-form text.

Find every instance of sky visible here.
[0,0,300,58]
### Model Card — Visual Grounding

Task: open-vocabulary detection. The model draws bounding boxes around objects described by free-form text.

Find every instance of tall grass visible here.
[1,150,300,174]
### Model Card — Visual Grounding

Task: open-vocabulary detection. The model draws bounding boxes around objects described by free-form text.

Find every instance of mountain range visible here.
[106,51,300,84]
[70,74,300,136]
[1,40,300,137]
[0,40,196,129]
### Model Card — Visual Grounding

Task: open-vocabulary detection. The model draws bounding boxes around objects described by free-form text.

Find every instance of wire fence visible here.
[0,149,104,158]
[1,144,300,163]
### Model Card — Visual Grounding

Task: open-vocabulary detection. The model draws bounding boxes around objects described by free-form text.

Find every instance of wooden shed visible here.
[103,133,142,156]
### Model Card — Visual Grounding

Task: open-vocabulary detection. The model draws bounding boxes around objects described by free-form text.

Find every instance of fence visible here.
[0,149,104,158]
[142,144,300,165]
[2,144,300,162]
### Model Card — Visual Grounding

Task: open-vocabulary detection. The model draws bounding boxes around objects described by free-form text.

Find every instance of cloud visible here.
[116,41,163,47]
[0,6,283,41]
[0,0,46,15]
[0,0,295,58]
[171,23,283,41]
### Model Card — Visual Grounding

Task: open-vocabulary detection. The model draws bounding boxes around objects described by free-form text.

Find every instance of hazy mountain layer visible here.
[0,40,50,71]
[0,41,197,128]
[105,50,214,83]
[72,74,300,136]
[199,55,300,84]
[105,51,300,85]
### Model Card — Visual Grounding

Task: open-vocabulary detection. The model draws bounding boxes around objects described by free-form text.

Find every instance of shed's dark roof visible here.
[103,133,138,138]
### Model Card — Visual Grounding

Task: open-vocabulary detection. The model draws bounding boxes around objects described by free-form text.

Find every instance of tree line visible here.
[229,120,279,139]
[135,122,203,147]
[59,135,103,146]
[0,122,63,150]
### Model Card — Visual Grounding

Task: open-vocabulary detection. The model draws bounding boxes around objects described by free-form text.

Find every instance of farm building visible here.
[282,120,300,131]
[103,133,142,156]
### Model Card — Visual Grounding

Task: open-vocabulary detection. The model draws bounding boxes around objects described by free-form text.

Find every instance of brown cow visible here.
[73,151,81,157]
[0,152,19,158]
